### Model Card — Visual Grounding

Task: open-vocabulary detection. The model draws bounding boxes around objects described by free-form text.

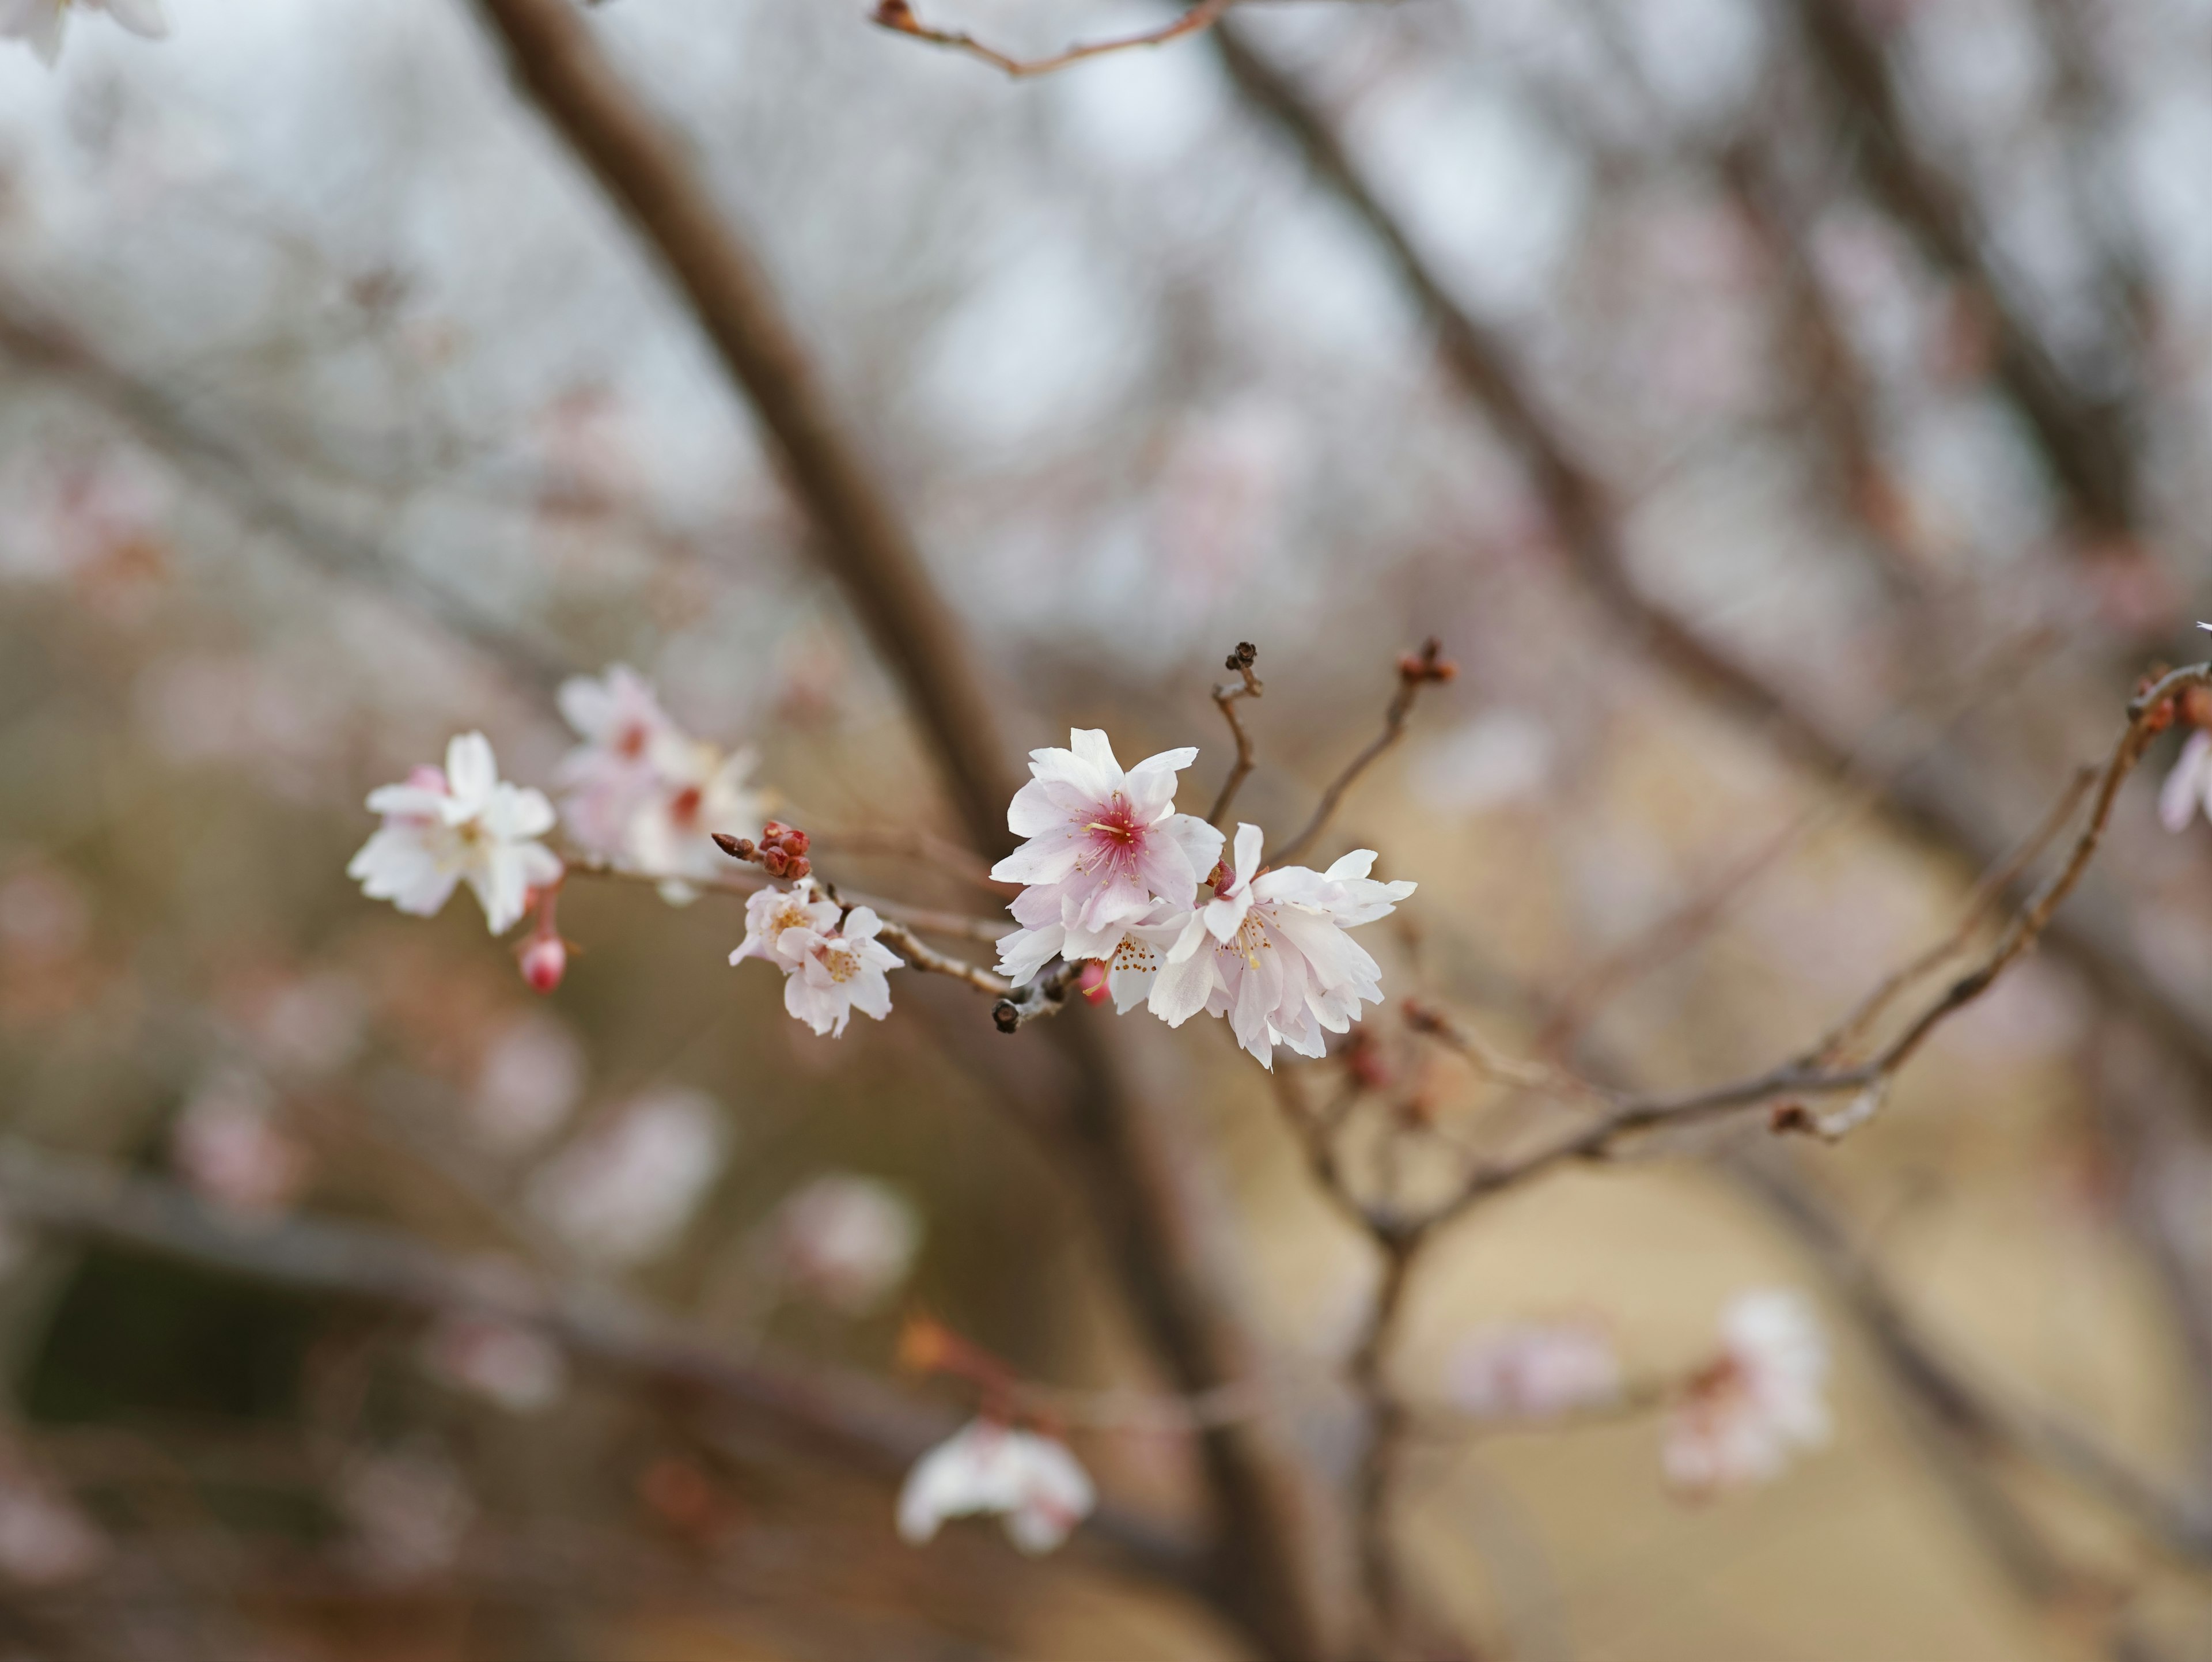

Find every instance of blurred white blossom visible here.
[0,1464,105,1587]
[469,1011,586,1155]
[418,1315,567,1414]
[527,1089,730,1265]
[0,0,167,65]
[1662,1289,1831,1494]
[764,1173,922,1315]
[349,734,561,936]
[338,1449,473,1583]
[172,1070,310,1222]
[1448,1320,1623,1422]
[555,665,761,899]
[896,1419,1094,1555]
[2161,729,2212,833]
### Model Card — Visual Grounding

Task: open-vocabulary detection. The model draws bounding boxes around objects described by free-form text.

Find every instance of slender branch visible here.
[804,827,1013,895]
[1272,639,1453,865]
[1419,662,2212,1219]
[1810,763,2099,1066]
[563,854,1006,943]
[874,917,1010,997]
[1207,641,1264,828]
[870,0,1236,80]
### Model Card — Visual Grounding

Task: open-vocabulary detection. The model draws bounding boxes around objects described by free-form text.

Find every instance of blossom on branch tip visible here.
[733,883,903,1037]
[1662,1289,1831,1495]
[896,1419,1095,1555]
[991,729,1223,985]
[1,0,167,65]
[555,665,762,899]
[348,733,561,935]
[1111,824,1416,1067]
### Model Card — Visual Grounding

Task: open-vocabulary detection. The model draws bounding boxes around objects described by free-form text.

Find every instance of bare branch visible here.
[871,0,1236,81]
[563,853,1007,943]
[993,961,1085,1032]
[1416,661,2212,1218]
[1272,639,1454,866]
[1207,641,1264,828]
[875,917,1010,997]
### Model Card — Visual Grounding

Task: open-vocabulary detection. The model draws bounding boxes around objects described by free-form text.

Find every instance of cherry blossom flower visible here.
[990,729,1223,985]
[764,1173,922,1315]
[896,1419,1095,1555]
[419,1315,567,1414]
[555,665,761,898]
[1,0,167,66]
[729,881,902,1037]
[1111,825,1416,1067]
[0,1464,105,1587]
[1448,1321,1623,1422]
[1662,1289,1831,1495]
[469,1012,585,1155]
[525,1088,730,1265]
[2161,729,2212,832]
[349,733,562,935]
[172,1070,310,1222]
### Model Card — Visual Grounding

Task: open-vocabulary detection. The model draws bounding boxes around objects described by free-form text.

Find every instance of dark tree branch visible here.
[461,6,1341,1653]
[1272,639,1452,866]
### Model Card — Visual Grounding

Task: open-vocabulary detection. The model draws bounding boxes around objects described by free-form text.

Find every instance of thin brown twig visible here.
[870,0,1236,80]
[1421,661,2211,1221]
[1810,762,2099,1066]
[1207,641,1264,828]
[1272,639,1454,866]
[874,917,1010,997]
[563,854,1007,943]
[805,827,1013,895]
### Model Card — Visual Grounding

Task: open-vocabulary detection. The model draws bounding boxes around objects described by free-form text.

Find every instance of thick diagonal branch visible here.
[462,5,1338,1653]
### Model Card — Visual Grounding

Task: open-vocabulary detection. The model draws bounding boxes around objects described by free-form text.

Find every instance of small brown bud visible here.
[1769,1101,1817,1136]
[779,828,809,855]
[713,833,755,861]
[762,847,789,876]
[785,855,811,880]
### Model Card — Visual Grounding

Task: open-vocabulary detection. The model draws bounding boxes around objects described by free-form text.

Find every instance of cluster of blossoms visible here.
[349,667,765,990]
[2,0,166,64]
[993,732,1416,1066]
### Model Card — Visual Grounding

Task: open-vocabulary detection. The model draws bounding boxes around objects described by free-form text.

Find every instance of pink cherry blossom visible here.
[1,0,167,66]
[896,1419,1095,1555]
[1662,1289,1831,1495]
[349,733,562,935]
[991,730,1223,985]
[1449,1320,1623,1422]
[1112,824,1416,1067]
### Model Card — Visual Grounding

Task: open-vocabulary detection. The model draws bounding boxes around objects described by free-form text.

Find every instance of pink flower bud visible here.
[780,828,809,855]
[762,847,789,876]
[785,855,811,880]
[521,934,567,995]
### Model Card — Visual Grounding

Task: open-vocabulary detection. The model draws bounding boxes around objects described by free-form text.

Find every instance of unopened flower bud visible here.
[785,855,811,880]
[713,833,755,861]
[521,935,567,995]
[761,820,790,843]
[762,847,789,876]
[779,828,809,855]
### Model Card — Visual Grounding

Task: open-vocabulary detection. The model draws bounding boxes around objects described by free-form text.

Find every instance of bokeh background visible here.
[5,0,2212,1656]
